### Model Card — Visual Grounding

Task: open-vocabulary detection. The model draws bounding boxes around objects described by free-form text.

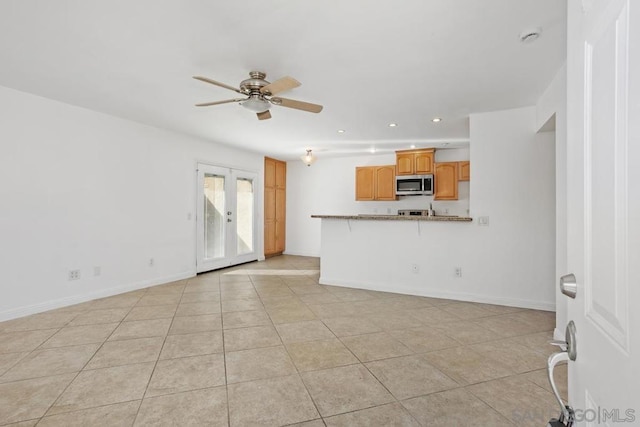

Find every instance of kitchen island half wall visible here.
[313,215,554,311]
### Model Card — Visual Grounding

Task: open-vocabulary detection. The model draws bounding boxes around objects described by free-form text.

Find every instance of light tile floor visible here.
[0,255,567,426]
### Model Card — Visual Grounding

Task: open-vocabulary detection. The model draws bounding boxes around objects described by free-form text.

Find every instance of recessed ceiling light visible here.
[388,123,398,127]
[410,144,416,149]
[337,129,345,133]
[432,117,442,123]
[370,148,377,153]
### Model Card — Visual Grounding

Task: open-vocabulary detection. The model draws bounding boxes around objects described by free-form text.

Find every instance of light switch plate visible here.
[478,216,490,226]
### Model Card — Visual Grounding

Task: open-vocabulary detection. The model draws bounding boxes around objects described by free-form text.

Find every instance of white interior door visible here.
[196,164,258,273]
[564,0,639,424]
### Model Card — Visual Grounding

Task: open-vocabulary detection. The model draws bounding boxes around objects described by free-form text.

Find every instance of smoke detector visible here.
[519,28,542,44]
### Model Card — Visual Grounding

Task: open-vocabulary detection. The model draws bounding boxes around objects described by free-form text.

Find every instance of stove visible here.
[397,209,430,216]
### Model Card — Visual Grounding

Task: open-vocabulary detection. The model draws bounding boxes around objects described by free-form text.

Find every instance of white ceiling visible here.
[0,0,566,160]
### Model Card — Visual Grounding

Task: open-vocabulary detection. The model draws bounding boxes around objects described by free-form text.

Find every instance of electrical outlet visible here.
[149,258,155,267]
[68,270,81,281]
[187,212,192,220]
[444,208,449,214]
[478,216,490,226]
[411,264,420,274]
[386,208,392,214]
[455,267,462,277]
[93,266,101,277]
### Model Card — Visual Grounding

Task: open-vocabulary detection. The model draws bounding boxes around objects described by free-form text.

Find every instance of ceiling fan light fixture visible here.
[301,149,316,167]
[241,95,271,113]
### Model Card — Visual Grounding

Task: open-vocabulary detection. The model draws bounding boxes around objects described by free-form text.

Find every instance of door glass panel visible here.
[203,174,225,259]
[236,177,254,255]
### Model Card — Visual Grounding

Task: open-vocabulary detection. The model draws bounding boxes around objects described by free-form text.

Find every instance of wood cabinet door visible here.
[415,150,434,174]
[355,167,375,200]
[275,187,286,252]
[264,157,286,256]
[264,185,276,256]
[275,161,286,188]
[458,161,470,181]
[434,162,459,200]
[264,158,276,188]
[375,166,396,200]
[395,153,415,175]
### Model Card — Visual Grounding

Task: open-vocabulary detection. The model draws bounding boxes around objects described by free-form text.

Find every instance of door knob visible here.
[227,211,232,215]
[559,273,577,299]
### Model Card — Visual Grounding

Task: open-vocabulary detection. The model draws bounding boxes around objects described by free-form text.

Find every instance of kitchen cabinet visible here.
[355,165,396,201]
[264,157,286,256]
[395,149,434,175]
[434,162,459,200]
[458,161,470,181]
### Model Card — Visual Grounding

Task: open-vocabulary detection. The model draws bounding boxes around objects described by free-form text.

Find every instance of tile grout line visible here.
[242,268,326,425]
[212,275,232,427]
[34,289,148,424]
[252,270,327,424]
[131,279,189,426]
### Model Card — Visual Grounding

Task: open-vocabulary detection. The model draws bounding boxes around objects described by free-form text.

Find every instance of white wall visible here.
[536,64,568,336]
[468,106,556,308]
[0,86,264,320]
[286,148,470,257]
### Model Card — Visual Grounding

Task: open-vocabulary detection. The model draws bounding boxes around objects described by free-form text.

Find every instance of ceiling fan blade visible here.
[193,76,243,94]
[260,76,301,95]
[257,111,272,120]
[271,97,323,113]
[195,98,246,107]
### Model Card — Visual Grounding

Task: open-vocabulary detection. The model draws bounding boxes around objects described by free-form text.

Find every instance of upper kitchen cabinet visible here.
[458,161,470,181]
[374,165,396,200]
[434,162,459,200]
[355,165,396,201]
[355,167,375,200]
[395,149,434,175]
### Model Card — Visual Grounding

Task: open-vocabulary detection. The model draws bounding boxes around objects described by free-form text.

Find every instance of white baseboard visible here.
[0,270,196,322]
[283,250,321,258]
[319,276,556,312]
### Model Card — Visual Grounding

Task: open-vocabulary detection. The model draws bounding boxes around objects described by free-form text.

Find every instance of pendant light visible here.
[301,149,316,166]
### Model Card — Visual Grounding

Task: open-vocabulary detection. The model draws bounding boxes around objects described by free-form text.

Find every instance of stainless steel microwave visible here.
[395,174,434,196]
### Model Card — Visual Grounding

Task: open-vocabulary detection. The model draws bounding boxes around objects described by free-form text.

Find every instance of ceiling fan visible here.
[193,71,323,120]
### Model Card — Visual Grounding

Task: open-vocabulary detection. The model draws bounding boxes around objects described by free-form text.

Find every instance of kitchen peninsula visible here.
[310,213,520,307]
[311,214,472,222]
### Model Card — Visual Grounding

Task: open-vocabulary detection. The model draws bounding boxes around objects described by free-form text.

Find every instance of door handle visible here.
[559,273,577,299]
[547,321,577,425]
[227,218,232,222]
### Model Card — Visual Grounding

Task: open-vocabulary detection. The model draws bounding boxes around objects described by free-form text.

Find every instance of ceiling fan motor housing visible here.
[240,71,270,94]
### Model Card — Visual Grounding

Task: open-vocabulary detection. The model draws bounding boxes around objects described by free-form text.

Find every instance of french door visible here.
[196,164,258,273]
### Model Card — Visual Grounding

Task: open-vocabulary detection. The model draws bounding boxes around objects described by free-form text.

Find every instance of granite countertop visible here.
[311,214,473,222]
